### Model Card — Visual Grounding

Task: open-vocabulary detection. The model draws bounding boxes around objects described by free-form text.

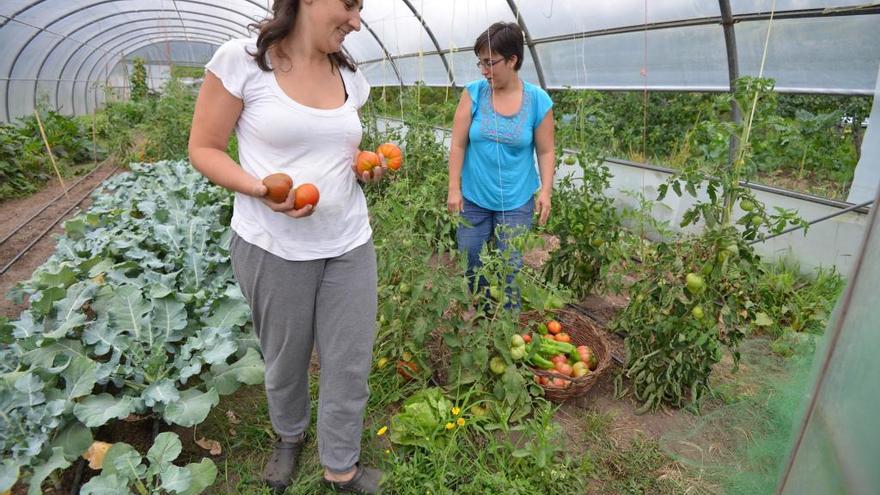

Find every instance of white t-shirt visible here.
[205,38,372,261]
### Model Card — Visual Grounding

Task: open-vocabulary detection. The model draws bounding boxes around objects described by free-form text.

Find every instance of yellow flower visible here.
[376,426,388,436]
[451,406,461,416]
[384,449,391,455]
[456,417,465,427]
[445,422,455,430]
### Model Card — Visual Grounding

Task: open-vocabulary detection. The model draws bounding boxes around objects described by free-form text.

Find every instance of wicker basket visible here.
[520,307,611,403]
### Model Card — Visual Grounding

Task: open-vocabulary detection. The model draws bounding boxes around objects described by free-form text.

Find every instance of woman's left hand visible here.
[536,190,552,225]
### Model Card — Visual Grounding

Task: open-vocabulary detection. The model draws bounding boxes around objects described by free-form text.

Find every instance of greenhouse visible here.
[0,0,878,493]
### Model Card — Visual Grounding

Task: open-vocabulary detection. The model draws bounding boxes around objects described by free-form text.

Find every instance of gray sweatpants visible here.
[230,232,378,474]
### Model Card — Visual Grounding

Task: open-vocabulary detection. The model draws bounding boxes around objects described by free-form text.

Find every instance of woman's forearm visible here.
[448,145,464,191]
[537,149,555,194]
[189,146,260,196]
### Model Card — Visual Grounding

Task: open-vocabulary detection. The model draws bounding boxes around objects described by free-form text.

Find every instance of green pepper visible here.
[528,354,554,369]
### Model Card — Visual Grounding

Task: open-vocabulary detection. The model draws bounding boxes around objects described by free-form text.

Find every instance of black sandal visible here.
[322,463,383,494]
[262,436,306,493]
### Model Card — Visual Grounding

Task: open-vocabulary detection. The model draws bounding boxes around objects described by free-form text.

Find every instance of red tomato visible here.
[376,143,403,170]
[545,334,557,341]
[355,150,381,175]
[555,363,573,376]
[293,183,320,209]
[396,360,418,381]
[262,173,293,203]
[547,320,562,335]
[522,333,532,344]
[551,355,567,365]
[555,332,571,343]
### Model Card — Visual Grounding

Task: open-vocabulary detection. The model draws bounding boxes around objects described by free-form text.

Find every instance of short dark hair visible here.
[474,22,525,71]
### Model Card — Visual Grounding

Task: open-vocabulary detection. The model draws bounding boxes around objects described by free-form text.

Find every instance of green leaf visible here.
[106,286,153,342]
[160,464,193,493]
[203,347,264,395]
[73,393,137,427]
[50,421,94,462]
[0,459,20,492]
[152,296,188,344]
[102,443,144,480]
[163,388,219,427]
[30,287,66,317]
[22,339,88,370]
[754,312,774,327]
[27,447,71,495]
[32,264,77,290]
[143,378,181,407]
[79,473,131,495]
[204,296,249,329]
[62,356,97,400]
[147,432,183,466]
[179,458,218,495]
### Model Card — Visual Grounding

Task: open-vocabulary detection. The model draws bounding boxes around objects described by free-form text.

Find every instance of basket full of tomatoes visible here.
[519,308,611,403]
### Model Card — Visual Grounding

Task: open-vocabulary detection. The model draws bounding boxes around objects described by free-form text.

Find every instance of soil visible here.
[0,161,123,319]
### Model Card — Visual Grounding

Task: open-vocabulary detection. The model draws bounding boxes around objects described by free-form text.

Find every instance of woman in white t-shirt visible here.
[188,1,384,493]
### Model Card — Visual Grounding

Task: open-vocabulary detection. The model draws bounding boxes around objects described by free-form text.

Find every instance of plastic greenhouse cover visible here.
[779,187,880,494]
[1,0,879,121]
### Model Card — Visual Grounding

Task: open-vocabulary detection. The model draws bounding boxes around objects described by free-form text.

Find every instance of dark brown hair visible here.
[248,0,357,72]
[474,22,524,71]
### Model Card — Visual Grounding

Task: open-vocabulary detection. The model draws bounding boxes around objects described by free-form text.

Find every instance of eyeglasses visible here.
[476,57,505,69]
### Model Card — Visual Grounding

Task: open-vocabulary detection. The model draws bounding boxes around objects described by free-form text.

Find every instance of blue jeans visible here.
[457,196,534,309]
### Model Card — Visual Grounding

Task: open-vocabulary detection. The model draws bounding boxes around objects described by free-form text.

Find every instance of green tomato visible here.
[488,285,503,301]
[398,283,411,295]
[470,404,488,417]
[685,273,705,294]
[510,334,525,349]
[723,243,739,257]
[691,305,705,320]
[750,215,763,226]
[590,238,604,248]
[740,199,756,212]
[563,155,577,165]
[572,361,590,378]
[510,346,526,361]
[489,356,506,375]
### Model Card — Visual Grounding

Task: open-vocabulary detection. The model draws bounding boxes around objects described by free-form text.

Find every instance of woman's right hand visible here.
[447,188,463,214]
[252,180,314,218]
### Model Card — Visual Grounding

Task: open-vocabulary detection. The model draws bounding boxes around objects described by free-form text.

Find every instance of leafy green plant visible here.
[613,232,763,411]
[615,77,811,411]
[140,78,197,161]
[388,388,455,449]
[542,153,624,297]
[3,162,261,491]
[130,57,149,102]
[79,432,216,495]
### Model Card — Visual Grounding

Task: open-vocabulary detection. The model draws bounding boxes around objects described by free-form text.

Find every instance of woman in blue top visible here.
[447,21,556,308]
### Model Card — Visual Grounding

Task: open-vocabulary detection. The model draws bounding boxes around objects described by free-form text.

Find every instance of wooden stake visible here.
[33,109,70,201]
[92,111,98,166]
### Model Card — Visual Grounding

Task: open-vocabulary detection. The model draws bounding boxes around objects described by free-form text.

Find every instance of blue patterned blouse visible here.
[460,78,553,211]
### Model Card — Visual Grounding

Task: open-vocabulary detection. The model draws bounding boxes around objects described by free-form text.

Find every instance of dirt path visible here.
[0,161,123,318]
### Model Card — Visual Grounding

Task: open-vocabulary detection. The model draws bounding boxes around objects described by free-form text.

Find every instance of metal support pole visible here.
[504,0,548,90]
[361,20,404,89]
[400,0,456,88]
[719,0,741,167]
